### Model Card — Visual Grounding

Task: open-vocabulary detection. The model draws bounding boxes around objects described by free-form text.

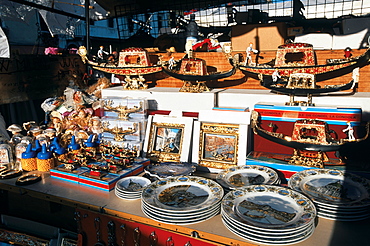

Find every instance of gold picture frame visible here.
[198,122,243,169]
[144,115,194,163]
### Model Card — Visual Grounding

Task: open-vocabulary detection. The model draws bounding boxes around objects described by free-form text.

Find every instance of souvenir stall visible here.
[0,40,370,246]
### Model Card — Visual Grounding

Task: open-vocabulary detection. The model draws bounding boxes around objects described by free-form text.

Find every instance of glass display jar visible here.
[0,141,14,170]
[14,140,28,170]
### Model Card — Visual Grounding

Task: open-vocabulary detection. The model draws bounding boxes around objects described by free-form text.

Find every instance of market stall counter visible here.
[0,172,369,246]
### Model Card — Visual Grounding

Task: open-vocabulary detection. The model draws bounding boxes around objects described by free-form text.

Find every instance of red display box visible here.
[253,103,363,159]
[50,166,89,184]
[246,151,370,183]
[50,158,150,191]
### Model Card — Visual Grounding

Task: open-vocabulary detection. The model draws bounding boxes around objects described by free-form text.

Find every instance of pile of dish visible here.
[221,185,317,245]
[115,176,151,200]
[216,165,280,190]
[288,169,370,221]
[141,176,224,225]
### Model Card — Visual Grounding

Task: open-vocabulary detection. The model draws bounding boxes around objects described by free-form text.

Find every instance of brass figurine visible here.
[101,121,138,141]
[103,100,142,120]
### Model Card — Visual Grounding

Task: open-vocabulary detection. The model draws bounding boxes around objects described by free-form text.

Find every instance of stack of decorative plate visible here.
[288,169,370,221]
[115,176,151,200]
[216,165,280,190]
[141,176,224,225]
[221,185,317,245]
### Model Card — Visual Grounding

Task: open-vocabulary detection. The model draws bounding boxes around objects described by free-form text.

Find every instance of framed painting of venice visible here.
[194,122,248,170]
[144,115,194,162]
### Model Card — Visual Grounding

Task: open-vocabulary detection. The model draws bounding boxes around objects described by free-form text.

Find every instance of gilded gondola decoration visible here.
[259,71,357,106]
[251,110,370,167]
[101,122,138,142]
[78,46,162,89]
[103,99,142,120]
[162,52,236,93]
[235,42,370,81]
[251,110,369,153]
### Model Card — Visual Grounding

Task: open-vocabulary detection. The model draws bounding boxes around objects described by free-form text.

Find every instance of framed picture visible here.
[144,115,194,163]
[193,122,248,170]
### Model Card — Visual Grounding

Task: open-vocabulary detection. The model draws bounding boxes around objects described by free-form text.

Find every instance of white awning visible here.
[0,26,10,58]
[0,0,108,37]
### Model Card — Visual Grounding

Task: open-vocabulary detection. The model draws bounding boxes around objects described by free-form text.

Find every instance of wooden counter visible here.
[0,172,369,246]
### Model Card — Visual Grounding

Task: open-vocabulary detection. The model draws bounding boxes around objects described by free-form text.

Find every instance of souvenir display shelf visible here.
[0,172,369,246]
[1,85,370,245]
[102,87,370,121]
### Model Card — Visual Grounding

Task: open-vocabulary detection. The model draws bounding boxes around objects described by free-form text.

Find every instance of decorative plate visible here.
[144,162,196,179]
[316,211,370,222]
[141,176,224,212]
[116,176,151,193]
[142,199,221,217]
[222,214,315,245]
[222,185,316,230]
[222,213,314,240]
[288,169,370,207]
[221,210,313,236]
[142,203,220,221]
[115,190,142,200]
[142,205,220,225]
[216,165,279,189]
[316,204,370,214]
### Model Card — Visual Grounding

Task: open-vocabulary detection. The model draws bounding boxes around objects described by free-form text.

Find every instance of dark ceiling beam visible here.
[97,0,234,18]
[8,0,88,20]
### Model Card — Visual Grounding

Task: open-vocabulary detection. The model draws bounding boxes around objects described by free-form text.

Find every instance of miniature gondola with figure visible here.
[251,110,370,153]
[251,110,370,168]
[162,49,236,93]
[258,71,358,106]
[78,46,162,89]
[235,42,370,82]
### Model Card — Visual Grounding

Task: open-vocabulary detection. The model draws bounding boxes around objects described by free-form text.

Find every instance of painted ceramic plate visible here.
[144,162,196,179]
[142,202,220,220]
[115,190,142,200]
[288,169,370,207]
[317,211,370,222]
[222,213,314,240]
[116,176,151,193]
[142,199,221,217]
[142,205,220,225]
[216,165,279,189]
[142,176,224,213]
[222,185,316,230]
[222,214,315,245]
[316,204,370,214]
[221,210,313,236]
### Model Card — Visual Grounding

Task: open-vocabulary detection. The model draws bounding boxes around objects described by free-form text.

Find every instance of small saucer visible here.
[15,173,42,186]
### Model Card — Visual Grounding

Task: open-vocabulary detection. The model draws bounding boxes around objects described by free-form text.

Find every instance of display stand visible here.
[252,102,363,157]
[218,89,370,121]
[1,172,370,246]
[103,87,370,120]
[2,87,370,245]
[102,87,223,112]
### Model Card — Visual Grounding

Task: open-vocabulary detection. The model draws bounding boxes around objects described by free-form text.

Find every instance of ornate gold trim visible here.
[0,228,49,246]
[198,122,239,169]
[146,122,185,162]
